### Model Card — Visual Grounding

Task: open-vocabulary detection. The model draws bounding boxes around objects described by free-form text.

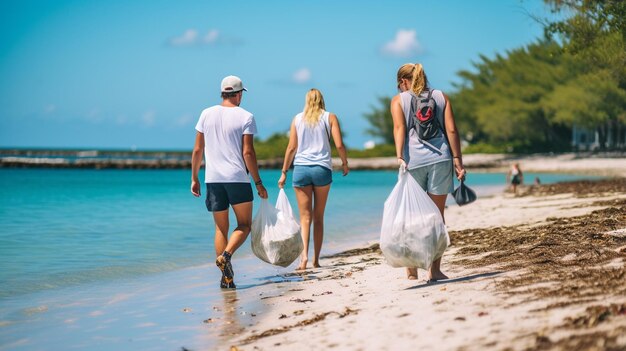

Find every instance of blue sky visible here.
[0,0,556,150]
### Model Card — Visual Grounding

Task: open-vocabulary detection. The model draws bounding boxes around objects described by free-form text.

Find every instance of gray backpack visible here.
[410,89,442,141]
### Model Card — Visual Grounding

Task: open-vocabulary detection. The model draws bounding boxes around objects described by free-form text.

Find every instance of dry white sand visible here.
[231,186,626,350]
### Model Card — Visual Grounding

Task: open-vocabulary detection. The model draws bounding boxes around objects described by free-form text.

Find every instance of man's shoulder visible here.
[234,106,253,118]
[204,105,222,113]
[198,105,221,117]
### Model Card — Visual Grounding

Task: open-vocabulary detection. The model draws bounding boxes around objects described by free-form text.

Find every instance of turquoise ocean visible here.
[0,168,595,350]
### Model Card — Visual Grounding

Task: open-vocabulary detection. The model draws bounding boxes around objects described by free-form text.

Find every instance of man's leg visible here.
[224,201,253,254]
[212,209,229,257]
[215,201,252,288]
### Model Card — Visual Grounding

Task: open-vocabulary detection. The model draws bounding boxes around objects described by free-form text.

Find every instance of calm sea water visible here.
[0,168,594,300]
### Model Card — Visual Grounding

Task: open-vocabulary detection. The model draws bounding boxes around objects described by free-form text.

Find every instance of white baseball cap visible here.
[221,75,247,93]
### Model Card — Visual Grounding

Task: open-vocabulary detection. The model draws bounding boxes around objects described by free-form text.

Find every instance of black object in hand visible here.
[453,179,477,206]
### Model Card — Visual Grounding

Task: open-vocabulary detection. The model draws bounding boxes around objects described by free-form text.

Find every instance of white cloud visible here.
[292,68,312,84]
[142,110,156,126]
[169,29,223,46]
[382,29,421,57]
[169,29,199,46]
[204,30,219,43]
[364,140,376,149]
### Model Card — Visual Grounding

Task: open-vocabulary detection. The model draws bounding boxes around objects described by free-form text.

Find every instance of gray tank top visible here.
[400,89,452,169]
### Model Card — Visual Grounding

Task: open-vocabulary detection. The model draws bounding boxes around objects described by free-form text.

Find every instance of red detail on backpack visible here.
[416,109,432,122]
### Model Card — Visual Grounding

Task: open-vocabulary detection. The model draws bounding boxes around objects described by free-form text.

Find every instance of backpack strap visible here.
[322,112,331,142]
[425,88,433,100]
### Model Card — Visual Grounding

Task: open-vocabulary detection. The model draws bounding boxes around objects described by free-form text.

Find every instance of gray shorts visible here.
[408,160,454,195]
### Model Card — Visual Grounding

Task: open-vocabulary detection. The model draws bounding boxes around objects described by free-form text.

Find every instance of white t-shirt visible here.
[195,105,257,183]
[293,111,333,170]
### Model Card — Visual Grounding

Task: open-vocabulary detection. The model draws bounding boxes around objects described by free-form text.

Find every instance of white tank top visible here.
[293,111,332,170]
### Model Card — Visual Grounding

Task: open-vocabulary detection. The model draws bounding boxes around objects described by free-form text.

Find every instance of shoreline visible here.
[1,176,625,350]
[1,152,625,176]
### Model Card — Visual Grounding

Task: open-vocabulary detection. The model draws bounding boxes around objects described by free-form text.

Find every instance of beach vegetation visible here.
[363,96,394,145]
[362,0,626,153]
[254,132,290,160]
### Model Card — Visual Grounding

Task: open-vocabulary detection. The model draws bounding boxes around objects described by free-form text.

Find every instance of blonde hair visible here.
[302,88,326,127]
[396,63,429,95]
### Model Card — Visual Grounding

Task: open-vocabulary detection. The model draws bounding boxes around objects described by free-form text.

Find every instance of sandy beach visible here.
[227,177,626,351]
[1,156,625,351]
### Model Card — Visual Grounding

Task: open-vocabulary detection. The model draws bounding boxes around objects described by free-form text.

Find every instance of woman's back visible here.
[294,111,332,170]
[399,90,451,169]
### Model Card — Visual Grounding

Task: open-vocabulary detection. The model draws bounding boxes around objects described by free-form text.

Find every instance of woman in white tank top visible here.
[278,89,349,271]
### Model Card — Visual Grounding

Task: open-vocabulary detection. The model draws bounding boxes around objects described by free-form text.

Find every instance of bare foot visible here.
[406,267,418,280]
[312,261,321,268]
[296,258,308,271]
[428,271,449,281]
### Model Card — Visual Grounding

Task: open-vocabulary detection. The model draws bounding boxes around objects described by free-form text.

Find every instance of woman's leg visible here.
[294,186,313,270]
[428,193,449,281]
[311,184,331,267]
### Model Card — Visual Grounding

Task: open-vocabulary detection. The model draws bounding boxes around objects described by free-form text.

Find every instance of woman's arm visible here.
[390,95,406,167]
[443,93,466,180]
[329,113,349,176]
[278,119,298,188]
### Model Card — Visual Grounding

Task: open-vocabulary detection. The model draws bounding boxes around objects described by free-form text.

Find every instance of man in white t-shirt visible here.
[191,75,268,289]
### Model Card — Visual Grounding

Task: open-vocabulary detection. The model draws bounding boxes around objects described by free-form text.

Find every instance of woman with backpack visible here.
[390,63,466,281]
[278,88,350,271]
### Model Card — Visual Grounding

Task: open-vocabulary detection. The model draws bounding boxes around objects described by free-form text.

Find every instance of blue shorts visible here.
[292,165,332,187]
[408,160,454,195]
[205,182,253,212]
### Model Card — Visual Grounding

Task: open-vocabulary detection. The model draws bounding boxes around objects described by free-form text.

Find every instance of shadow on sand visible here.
[405,271,502,290]
[235,271,321,290]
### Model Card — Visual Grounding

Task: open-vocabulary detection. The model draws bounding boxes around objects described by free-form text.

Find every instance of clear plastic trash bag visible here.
[380,166,450,269]
[251,189,303,267]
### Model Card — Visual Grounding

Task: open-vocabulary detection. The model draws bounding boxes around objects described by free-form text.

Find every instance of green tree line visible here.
[364,0,626,153]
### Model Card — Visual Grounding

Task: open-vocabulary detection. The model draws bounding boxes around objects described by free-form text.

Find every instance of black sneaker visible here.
[220,275,236,289]
[216,255,235,288]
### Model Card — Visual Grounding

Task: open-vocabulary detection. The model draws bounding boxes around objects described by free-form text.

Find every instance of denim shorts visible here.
[205,182,253,212]
[408,160,454,195]
[292,165,332,187]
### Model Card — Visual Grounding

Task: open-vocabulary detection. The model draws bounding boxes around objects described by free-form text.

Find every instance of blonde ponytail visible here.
[396,63,429,95]
[411,63,427,95]
[303,88,326,127]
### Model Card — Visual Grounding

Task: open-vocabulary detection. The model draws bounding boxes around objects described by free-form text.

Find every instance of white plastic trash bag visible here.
[380,166,450,269]
[251,189,303,267]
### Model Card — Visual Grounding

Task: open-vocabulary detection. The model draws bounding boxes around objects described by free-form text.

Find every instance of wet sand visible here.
[231,178,626,350]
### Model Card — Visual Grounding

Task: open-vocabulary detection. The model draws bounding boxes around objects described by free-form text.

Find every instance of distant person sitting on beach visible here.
[506,163,524,195]
[278,88,349,271]
[391,63,466,281]
[191,75,268,289]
